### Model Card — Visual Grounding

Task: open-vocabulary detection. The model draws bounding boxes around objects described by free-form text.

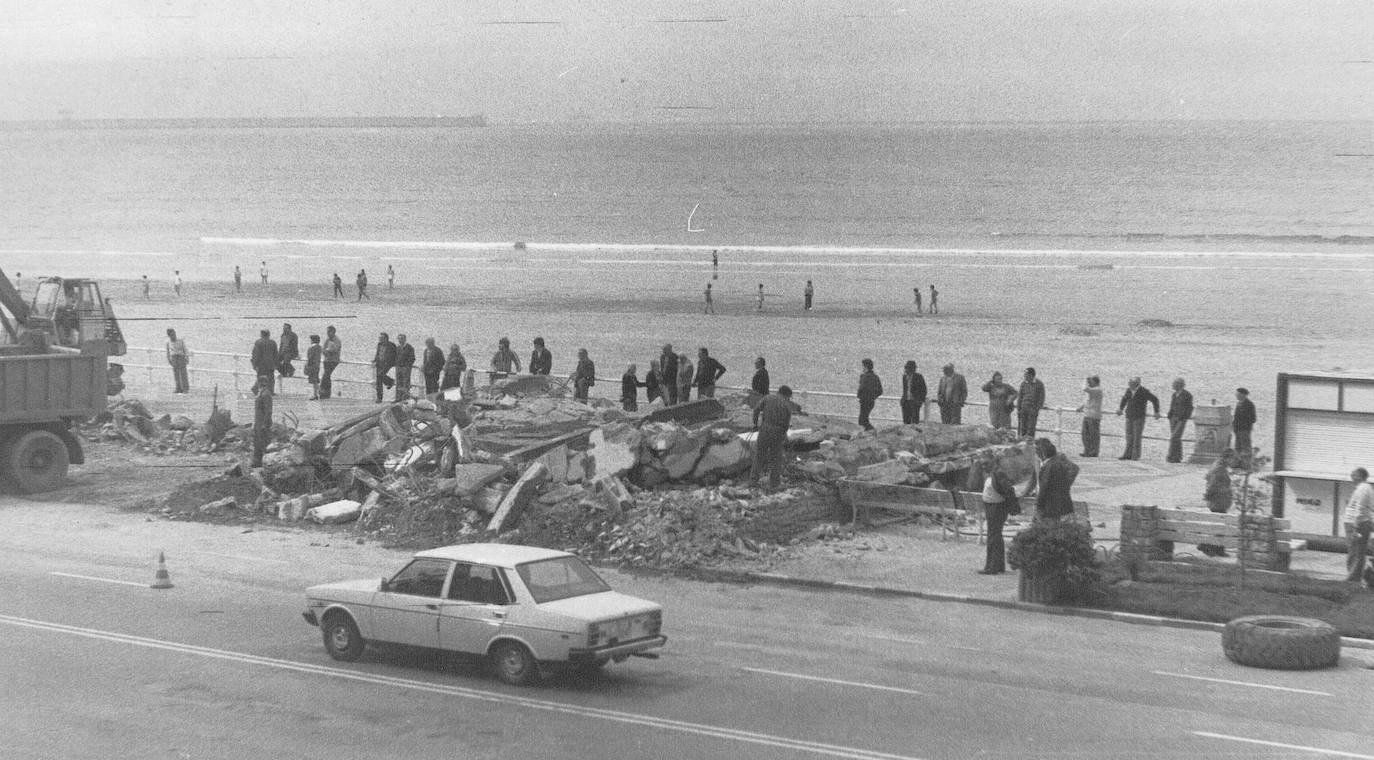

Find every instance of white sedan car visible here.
[303,543,666,685]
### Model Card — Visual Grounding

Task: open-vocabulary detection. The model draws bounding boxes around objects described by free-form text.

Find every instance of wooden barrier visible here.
[1119,505,1307,571]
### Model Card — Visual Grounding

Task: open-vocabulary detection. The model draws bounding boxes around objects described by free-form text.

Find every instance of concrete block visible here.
[306,499,363,525]
[487,462,549,532]
[450,463,508,497]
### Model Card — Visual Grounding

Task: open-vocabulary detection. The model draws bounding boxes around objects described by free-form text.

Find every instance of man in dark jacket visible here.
[1233,387,1257,466]
[250,329,277,394]
[394,334,415,401]
[1016,367,1046,439]
[1116,377,1161,460]
[751,357,770,396]
[694,347,726,398]
[1165,377,1195,463]
[937,363,967,424]
[660,344,679,405]
[572,348,596,402]
[529,337,552,375]
[752,386,795,490]
[856,358,883,431]
[372,332,397,403]
[276,323,299,392]
[1034,438,1079,521]
[421,338,445,395]
[320,325,341,400]
[901,361,927,424]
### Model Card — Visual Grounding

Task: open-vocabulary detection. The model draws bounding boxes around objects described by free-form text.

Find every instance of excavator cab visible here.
[24,276,126,357]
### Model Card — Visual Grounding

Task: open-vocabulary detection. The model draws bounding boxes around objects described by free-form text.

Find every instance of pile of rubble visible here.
[90,398,266,457]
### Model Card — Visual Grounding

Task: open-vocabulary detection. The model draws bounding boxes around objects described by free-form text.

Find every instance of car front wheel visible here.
[322,614,364,662]
[491,641,541,686]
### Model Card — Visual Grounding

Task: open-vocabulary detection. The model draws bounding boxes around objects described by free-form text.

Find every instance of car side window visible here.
[387,558,452,598]
[447,563,510,605]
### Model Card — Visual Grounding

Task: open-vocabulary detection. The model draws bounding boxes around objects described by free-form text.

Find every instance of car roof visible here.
[414,543,572,567]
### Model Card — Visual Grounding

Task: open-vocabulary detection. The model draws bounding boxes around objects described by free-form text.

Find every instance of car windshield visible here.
[516,556,611,604]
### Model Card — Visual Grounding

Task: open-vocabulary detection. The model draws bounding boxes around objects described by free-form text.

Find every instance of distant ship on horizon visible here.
[0,115,488,131]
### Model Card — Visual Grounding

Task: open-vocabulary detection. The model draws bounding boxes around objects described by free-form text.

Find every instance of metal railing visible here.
[122,345,1189,449]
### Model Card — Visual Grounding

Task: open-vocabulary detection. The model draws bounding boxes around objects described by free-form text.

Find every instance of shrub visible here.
[1008,519,1102,603]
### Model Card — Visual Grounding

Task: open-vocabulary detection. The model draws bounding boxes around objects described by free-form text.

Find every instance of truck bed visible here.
[0,349,106,423]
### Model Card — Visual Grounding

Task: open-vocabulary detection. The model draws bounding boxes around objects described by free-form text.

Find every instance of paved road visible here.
[1,500,1371,760]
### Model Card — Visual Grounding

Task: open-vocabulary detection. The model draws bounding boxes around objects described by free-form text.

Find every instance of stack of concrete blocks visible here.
[1117,505,1168,565]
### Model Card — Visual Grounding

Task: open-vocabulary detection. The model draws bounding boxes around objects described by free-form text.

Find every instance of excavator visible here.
[0,269,124,492]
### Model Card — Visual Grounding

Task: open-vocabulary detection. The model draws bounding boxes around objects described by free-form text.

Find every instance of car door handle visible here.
[426,604,440,610]
[490,610,506,619]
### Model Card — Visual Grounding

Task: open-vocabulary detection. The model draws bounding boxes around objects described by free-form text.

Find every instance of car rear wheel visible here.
[491,641,541,686]
[322,614,364,662]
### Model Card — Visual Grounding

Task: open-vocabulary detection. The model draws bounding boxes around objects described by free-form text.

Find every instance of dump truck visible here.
[0,269,121,493]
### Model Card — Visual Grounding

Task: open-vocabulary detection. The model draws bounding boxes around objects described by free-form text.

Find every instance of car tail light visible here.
[647,610,662,635]
[587,622,604,647]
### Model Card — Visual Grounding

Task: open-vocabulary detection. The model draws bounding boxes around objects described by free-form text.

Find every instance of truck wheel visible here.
[5,430,69,494]
[1222,615,1340,670]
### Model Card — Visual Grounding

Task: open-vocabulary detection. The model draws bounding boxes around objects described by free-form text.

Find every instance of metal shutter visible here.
[1284,410,1374,473]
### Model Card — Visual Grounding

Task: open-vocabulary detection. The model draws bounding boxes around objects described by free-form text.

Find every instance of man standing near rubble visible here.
[277,323,299,393]
[305,334,322,400]
[752,385,794,491]
[660,344,679,405]
[422,338,445,395]
[529,337,552,375]
[250,329,277,393]
[251,376,273,468]
[1016,367,1045,439]
[165,328,190,394]
[320,326,341,399]
[1116,376,1161,460]
[937,363,967,424]
[752,357,769,396]
[695,348,726,399]
[1165,377,1194,463]
[490,337,521,383]
[442,344,467,390]
[901,360,927,424]
[1233,387,1257,467]
[372,332,397,403]
[394,334,415,401]
[677,352,693,404]
[856,358,883,431]
[572,348,596,402]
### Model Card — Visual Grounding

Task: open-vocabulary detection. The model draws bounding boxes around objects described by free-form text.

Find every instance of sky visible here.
[1,0,1371,122]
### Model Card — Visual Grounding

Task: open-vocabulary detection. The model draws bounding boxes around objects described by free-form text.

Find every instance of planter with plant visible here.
[1007,519,1100,604]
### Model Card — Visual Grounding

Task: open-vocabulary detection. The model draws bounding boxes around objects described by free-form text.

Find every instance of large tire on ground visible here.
[1222,615,1340,670]
[321,613,365,662]
[490,641,541,686]
[5,430,70,494]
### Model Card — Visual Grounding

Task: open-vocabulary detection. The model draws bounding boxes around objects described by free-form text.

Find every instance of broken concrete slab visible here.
[590,475,633,513]
[690,435,750,481]
[586,424,641,480]
[537,444,570,484]
[639,398,725,426]
[197,496,237,514]
[487,461,549,532]
[493,374,558,397]
[471,485,507,515]
[450,463,508,497]
[854,458,910,485]
[307,499,362,524]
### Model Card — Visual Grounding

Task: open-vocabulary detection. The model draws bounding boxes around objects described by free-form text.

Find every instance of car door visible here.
[437,563,511,654]
[370,558,453,648]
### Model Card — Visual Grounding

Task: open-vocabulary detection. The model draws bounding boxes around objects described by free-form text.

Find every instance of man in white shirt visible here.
[1345,467,1374,584]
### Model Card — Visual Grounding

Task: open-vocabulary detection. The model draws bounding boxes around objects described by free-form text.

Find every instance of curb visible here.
[685,567,1374,652]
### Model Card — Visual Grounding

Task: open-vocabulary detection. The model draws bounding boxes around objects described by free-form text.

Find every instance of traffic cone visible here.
[150,552,174,589]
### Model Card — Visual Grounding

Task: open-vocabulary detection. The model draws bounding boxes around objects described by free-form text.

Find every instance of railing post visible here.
[146,347,155,387]
[1056,408,1064,448]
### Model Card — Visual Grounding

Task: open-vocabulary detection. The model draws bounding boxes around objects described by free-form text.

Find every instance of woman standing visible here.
[676,352,694,404]
[645,359,662,404]
[981,372,1016,430]
[442,343,467,390]
[621,364,642,412]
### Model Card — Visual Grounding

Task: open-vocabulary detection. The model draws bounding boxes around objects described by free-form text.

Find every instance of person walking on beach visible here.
[371,332,397,403]
[645,359,662,404]
[856,359,883,431]
[165,328,190,394]
[1344,467,1374,585]
[304,334,322,400]
[442,343,467,391]
[756,284,765,312]
[803,280,814,311]
[937,363,967,424]
[421,338,444,395]
[1034,438,1079,523]
[1233,387,1257,467]
[490,337,521,382]
[387,264,395,290]
[703,283,715,315]
[1116,377,1161,460]
[677,352,694,404]
[234,266,242,293]
[752,357,770,397]
[913,287,923,314]
[712,250,719,270]
[276,322,299,392]
[981,371,1016,430]
[1017,367,1045,438]
[928,285,939,315]
[529,337,552,375]
[901,361,927,424]
[259,261,268,286]
[1165,377,1195,463]
[173,270,182,297]
[752,385,794,491]
[572,348,596,402]
[660,345,679,405]
[142,275,150,298]
[250,329,277,394]
[620,364,642,412]
[1078,375,1103,457]
[320,326,341,399]
[394,334,415,401]
[356,270,369,300]
[695,348,726,399]
[331,273,343,298]
[1199,448,1235,557]
[976,452,1021,574]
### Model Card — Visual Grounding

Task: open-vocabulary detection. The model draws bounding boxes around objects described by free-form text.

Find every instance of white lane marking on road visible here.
[863,633,986,653]
[743,667,926,696]
[1195,731,1374,758]
[0,613,924,760]
[1155,671,1331,696]
[49,572,150,588]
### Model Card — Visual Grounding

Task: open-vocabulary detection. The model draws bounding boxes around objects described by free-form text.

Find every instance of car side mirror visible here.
[379,578,390,592]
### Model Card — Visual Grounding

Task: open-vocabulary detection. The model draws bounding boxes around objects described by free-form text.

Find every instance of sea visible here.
[3,120,1374,269]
